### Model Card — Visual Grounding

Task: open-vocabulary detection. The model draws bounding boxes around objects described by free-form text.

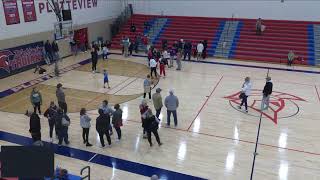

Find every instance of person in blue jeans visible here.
[165,89,179,127]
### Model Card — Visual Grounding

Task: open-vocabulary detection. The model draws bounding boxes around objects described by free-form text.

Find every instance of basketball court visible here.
[1,52,320,179]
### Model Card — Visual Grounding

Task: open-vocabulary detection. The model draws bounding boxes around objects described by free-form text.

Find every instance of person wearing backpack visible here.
[80,108,92,147]
[54,108,70,146]
[30,87,42,115]
[143,109,162,147]
[112,104,123,140]
[44,101,58,142]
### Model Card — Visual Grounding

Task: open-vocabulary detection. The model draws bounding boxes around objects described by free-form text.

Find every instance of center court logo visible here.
[224,90,306,124]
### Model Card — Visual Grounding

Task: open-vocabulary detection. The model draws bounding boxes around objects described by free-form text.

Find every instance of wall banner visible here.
[2,0,20,25]
[0,42,45,79]
[21,0,37,22]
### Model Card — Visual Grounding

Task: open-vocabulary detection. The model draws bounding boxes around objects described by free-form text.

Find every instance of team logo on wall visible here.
[224,90,306,124]
[0,50,13,73]
[0,42,44,79]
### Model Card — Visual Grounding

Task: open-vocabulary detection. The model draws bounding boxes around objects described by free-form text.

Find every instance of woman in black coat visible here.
[29,112,41,142]
[96,109,112,147]
[44,101,58,142]
[91,47,99,73]
[143,109,162,147]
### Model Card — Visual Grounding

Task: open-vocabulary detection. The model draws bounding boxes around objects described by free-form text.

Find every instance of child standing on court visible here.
[103,69,110,89]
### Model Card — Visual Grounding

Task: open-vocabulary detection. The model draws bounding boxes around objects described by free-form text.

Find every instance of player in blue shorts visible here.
[103,69,110,89]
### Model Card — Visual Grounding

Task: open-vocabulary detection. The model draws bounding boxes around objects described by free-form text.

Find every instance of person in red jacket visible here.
[159,57,166,77]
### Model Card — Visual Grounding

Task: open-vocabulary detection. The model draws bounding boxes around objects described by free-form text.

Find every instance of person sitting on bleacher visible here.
[256,18,262,35]
[287,50,295,66]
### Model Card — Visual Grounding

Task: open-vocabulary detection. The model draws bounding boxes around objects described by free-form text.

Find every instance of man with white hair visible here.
[165,89,179,127]
[151,175,159,180]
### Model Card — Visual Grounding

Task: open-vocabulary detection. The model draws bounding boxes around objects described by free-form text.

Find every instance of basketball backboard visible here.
[54,20,73,40]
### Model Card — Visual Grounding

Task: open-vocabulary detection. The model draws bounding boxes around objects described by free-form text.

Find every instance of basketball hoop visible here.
[54,20,73,41]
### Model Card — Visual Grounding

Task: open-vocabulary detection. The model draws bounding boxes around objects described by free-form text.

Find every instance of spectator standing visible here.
[165,90,179,127]
[121,36,125,55]
[287,50,295,66]
[54,108,70,145]
[129,41,134,56]
[134,35,140,53]
[96,109,112,147]
[152,88,163,119]
[30,87,42,115]
[56,83,68,114]
[29,112,41,142]
[44,40,53,64]
[256,18,262,35]
[159,57,166,77]
[123,37,130,57]
[183,41,192,61]
[139,99,149,138]
[150,58,157,78]
[91,47,99,73]
[202,40,208,59]
[261,77,273,110]
[197,41,204,61]
[80,108,93,147]
[176,50,182,71]
[44,101,58,142]
[162,48,170,66]
[143,109,162,147]
[52,41,60,61]
[112,104,123,140]
[102,44,108,60]
[238,77,252,113]
[99,100,114,135]
[143,75,152,99]
[169,47,176,68]
[178,39,184,51]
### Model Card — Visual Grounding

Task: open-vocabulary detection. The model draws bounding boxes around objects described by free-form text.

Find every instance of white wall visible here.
[129,0,320,22]
[0,0,122,40]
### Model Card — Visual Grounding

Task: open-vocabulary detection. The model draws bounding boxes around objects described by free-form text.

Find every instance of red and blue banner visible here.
[21,0,37,22]
[2,0,20,25]
[0,42,44,79]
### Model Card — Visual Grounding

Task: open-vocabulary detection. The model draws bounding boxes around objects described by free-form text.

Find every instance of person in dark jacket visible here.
[54,108,70,145]
[261,76,273,110]
[29,112,41,142]
[91,47,99,73]
[112,104,123,140]
[44,101,58,142]
[129,41,134,56]
[183,41,192,61]
[177,39,184,51]
[52,41,60,61]
[44,40,53,64]
[143,109,162,147]
[202,40,208,59]
[96,109,112,147]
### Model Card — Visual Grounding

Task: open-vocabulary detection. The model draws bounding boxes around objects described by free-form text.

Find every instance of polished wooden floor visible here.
[1,52,320,180]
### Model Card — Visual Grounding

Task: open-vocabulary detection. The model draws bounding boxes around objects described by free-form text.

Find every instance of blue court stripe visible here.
[0,131,207,180]
[110,53,320,75]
